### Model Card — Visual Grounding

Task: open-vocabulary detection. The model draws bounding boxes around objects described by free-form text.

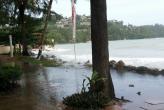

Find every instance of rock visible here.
[148,68,159,75]
[51,55,56,58]
[121,96,124,100]
[159,69,164,75]
[129,84,134,87]
[62,61,67,64]
[136,66,159,75]
[29,52,35,56]
[40,55,46,60]
[84,60,92,67]
[115,60,125,71]
[107,59,164,76]
[136,66,149,73]
[85,60,90,64]
[137,92,141,95]
[124,65,137,71]
[45,54,49,58]
[109,60,116,68]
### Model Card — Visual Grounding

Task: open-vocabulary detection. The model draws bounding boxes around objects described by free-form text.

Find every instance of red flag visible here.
[72,0,76,39]
[72,0,76,23]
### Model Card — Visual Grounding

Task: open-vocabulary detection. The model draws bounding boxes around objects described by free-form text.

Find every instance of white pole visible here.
[9,35,13,57]
[72,0,77,61]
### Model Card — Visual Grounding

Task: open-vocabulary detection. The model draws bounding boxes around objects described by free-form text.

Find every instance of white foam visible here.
[32,38,164,69]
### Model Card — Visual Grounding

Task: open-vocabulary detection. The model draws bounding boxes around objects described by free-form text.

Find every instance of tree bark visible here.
[90,0,115,98]
[21,8,29,56]
[18,0,29,56]
[37,0,53,59]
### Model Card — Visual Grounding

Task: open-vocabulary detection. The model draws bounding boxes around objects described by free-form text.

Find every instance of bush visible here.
[0,64,22,91]
[63,72,109,109]
[63,92,108,109]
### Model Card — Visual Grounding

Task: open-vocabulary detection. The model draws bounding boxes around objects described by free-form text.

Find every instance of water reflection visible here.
[0,64,164,110]
[0,65,58,110]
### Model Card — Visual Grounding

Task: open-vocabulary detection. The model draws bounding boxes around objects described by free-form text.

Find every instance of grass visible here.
[16,56,62,67]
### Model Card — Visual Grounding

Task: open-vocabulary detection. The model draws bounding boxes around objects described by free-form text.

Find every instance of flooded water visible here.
[1,64,164,110]
[1,38,164,110]
[41,38,164,69]
[113,70,164,110]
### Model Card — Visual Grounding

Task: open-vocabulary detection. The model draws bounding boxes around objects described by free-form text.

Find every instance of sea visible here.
[29,38,164,110]
[42,38,164,69]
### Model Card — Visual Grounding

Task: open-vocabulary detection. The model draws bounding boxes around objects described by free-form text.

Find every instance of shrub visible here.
[63,72,109,109]
[0,64,22,91]
[63,92,108,109]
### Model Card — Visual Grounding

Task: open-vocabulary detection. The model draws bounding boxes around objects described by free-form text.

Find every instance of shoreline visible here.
[109,60,164,76]
[83,59,164,76]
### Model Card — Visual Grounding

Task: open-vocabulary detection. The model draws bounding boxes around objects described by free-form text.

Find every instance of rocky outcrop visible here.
[109,60,163,76]
[115,60,125,71]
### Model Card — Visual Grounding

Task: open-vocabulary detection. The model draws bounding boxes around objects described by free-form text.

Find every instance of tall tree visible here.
[37,0,53,59]
[90,0,115,98]
[16,0,48,56]
[17,0,29,55]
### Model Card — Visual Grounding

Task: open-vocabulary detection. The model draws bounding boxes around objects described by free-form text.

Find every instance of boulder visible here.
[51,55,56,59]
[148,68,159,75]
[136,66,149,73]
[159,69,164,75]
[129,84,134,87]
[109,60,116,68]
[136,66,159,75]
[124,65,137,71]
[115,60,125,71]
[40,55,46,60]
[84,60,92,67]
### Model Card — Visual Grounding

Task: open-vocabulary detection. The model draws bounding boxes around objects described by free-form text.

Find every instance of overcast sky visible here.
[52,0,164,26]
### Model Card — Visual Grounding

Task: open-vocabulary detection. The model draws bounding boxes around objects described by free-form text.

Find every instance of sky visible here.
[52,0,164,26]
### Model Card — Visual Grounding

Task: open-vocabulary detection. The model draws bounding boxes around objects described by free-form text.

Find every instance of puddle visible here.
[0,65,164,110]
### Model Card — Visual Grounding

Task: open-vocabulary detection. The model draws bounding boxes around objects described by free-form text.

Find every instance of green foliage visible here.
[16,56,62,67]
[108,21,164,40]
[45,16,164,44]
[0,0,49,46]
[63,72,109,109]
[84,72,106,93]
[63,92,108,109]
[0,64,22,91]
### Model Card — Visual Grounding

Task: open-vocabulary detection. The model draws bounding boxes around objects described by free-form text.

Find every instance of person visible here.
[36,46,42,59]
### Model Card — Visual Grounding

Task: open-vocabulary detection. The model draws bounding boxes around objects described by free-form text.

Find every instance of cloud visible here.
[52,0,164,25]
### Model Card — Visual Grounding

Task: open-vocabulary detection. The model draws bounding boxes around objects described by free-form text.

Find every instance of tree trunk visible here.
[37,0,53,59]
[90,0,115,98]
[18,0,29,56]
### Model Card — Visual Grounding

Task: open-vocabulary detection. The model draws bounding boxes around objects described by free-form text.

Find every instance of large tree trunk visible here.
[18,0,29,56]
[90,0,115,98]
[37,0,53,59]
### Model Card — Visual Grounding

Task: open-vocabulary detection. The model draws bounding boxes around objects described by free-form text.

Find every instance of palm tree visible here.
[90,0,115,98]
[16,0,48,56]
[37,0,53,59]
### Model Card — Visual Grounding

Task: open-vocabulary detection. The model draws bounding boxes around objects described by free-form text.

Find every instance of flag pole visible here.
[72,0,77,62]
[9,35,13,57]
[72,0,79,93]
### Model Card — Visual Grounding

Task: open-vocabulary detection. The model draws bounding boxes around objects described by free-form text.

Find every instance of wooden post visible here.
[9,35,13,57]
